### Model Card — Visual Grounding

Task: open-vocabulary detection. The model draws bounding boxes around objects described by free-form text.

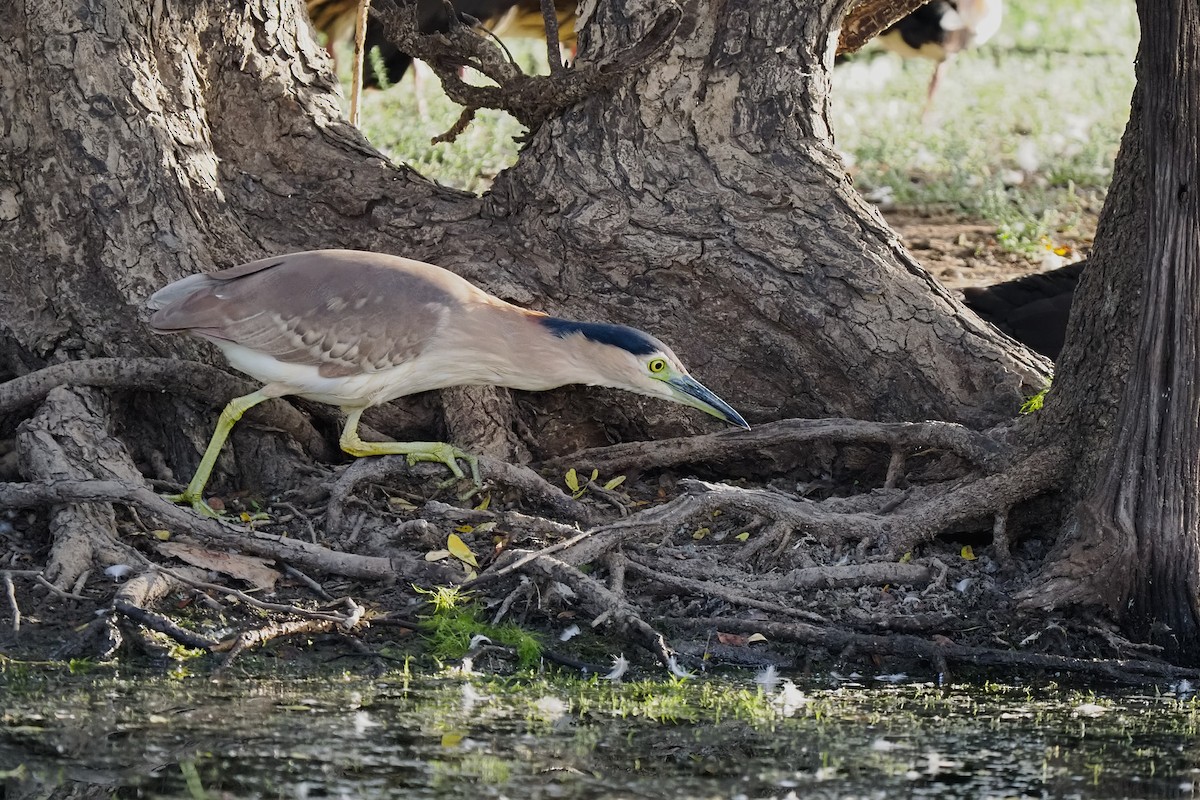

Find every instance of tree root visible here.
[0,478,449,582]
[3,571,20,633]
[325,453,590,534]
[622,555,832,622]
[668,617,1200,684]
[18,387,149,588]
[509,550,677,669]
[540,418,1007,477]
[3,374,1142,681]
[0,357,330,461]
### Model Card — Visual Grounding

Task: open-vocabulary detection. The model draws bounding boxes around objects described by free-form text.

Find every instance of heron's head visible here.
[537,318,750,429]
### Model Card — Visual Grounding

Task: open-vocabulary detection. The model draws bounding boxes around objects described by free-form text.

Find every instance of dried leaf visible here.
[961,545,976,561]
[474,521,497,534]
[425,549,452,561]
[447,533,479,567]
[746,633,768,644]
[151,529,171,541]
[899,551,912,563]
[564,468,580,492]
[716,631,749,646]
[156,540,280,590]
[692,527,709,540]
[455,524,475,534]
[603,475,627,490]
[389,496,418,511]
[735,532,750,542]
[474,494,491,512]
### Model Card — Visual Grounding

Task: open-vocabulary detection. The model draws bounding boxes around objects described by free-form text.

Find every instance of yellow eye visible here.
[648,358,667,374]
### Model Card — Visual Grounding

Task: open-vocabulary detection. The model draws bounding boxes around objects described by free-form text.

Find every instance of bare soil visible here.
[885,210,1094,291]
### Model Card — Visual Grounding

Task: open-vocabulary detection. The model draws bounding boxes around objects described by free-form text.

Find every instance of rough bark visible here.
[1024,0,1200,662]
[485,0,1048,434]
[17,386,144,587]
[0,0,1046,480]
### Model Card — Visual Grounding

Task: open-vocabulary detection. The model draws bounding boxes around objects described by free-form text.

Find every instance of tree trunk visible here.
[8,0,1199,672]
[487,0,1048,432]
[1023,0,1200,662]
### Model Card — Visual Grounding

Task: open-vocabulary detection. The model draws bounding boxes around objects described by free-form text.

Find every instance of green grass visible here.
[831,0,1138,252]
[352,45,544,192]
[346,1,1139,253]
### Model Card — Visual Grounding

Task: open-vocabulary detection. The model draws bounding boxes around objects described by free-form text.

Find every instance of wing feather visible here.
[149,250,486,376]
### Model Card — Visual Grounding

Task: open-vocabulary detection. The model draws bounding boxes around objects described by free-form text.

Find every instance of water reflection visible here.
[3,673,1199,799]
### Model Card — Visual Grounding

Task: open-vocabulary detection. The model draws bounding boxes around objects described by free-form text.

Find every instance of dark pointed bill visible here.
[667,375,751,430]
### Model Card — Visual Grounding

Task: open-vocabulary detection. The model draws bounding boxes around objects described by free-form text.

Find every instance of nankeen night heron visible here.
[148,249,749,516]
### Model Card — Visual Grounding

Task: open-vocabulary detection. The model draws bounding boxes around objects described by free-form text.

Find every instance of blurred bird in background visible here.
[306,0,577,89]
[877,0,1003,116]
[962,261,1083,361]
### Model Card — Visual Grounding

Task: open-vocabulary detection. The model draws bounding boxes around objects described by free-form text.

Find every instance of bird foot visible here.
[404,443,482,486]
[163,491,223,519]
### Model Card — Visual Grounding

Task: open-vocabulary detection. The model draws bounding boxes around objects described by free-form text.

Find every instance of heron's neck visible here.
[446,306,620,391]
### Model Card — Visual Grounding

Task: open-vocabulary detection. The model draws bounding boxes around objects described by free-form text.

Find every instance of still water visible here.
[2,667,1199,799]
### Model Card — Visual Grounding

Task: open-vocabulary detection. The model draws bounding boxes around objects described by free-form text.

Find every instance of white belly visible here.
[215,341,476,408]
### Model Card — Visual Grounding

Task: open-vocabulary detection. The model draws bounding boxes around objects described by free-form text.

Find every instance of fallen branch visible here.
[214,611,366,668]
[114,598,218,651]
[0,478,437,582]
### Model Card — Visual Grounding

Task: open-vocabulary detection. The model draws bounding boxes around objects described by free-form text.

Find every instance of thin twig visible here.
[3,571,20,633]
[113,598,219,650]
[350,0,372,126]
[35,574,88,601]
[282,563,335,601]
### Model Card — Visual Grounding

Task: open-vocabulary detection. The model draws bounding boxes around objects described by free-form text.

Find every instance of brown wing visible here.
[149,250,471,377]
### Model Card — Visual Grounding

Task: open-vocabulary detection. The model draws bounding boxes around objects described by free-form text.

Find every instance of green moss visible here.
[420,599,543,669]
[1021,385,1050,414]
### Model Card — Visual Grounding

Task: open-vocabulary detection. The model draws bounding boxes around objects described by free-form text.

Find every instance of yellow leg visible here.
[338,408,482,485]
[166,390,273,518]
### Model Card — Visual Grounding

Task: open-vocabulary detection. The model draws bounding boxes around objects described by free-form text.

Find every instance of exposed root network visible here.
[0,359,1195,684]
